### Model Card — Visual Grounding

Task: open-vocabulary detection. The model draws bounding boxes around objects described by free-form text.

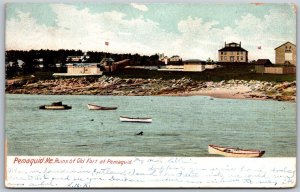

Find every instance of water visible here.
[5,94,296,157]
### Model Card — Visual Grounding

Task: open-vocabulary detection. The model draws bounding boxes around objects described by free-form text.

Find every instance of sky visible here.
[5,3,296,62]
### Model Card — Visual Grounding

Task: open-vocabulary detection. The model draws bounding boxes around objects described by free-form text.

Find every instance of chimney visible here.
[225,41,226,47]
[240,41,241,47]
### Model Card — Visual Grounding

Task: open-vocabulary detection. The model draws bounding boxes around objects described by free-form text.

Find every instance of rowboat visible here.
[120,116,152,123]
[39,102,72,110]
[208,144,265,158]
[87,104,117,110]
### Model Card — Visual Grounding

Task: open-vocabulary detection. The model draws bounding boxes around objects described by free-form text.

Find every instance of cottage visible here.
[274,42,296,65]
[254,59,273,73]
[218,42,248,63]
[183,59,206,72]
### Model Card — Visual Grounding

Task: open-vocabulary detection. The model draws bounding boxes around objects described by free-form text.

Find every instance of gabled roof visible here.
[218,47,248,52]
[274,42,296,50]
[255,59,273,65]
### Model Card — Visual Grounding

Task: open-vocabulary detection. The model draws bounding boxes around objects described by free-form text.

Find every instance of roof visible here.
[274,42,296,50]
[227,42,239,45]
[255,59,273,65]
[183,59,205,64]
[218,47,248,52]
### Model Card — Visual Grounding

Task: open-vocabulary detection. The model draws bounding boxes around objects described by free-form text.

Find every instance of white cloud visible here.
[130,3,148,12]
[6,5,296,62]
[174,8,296,62]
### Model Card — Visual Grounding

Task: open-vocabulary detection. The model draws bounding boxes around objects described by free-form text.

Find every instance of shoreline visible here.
[5,76,296,102]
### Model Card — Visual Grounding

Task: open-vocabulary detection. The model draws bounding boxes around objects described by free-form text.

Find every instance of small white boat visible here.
[120,116,152,123]
[208,144,265,158]
[87,104,117,110]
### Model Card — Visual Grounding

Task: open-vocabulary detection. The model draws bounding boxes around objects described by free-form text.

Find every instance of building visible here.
[66,63,102,75]
[169,55,181,62]
[274,42,296,65]
[66,53,90,63]
[53,63,102,76]
[183,59,206,72]
[254,59,295,74]
[218,42,248,63]
[254,59,273,73]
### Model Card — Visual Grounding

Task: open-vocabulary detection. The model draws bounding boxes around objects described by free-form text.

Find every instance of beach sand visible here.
[162,85,264,100]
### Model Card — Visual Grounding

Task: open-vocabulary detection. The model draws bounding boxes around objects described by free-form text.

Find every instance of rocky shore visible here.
[6,76,296,102]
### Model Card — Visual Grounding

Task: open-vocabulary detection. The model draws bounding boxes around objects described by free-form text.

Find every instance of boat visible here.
[120,116,152,123]
[87,104,117,110]
[39,101,72,110]
[208,144,265,158]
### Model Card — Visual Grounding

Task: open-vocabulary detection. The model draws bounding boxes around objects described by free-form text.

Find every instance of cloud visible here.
[174,7,296,62]
[6,4,296,62]
[130,3,148,12]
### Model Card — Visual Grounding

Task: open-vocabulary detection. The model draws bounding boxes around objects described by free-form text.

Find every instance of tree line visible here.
[5,49,160,77]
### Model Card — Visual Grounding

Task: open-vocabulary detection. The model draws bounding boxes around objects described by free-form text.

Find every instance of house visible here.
[274,42,296,65]
[254,59,273,73]
[183,59,206,72]
[169,55,181,62]
[218,42,248,63]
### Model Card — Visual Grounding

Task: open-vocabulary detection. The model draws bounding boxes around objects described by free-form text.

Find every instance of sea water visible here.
[5,94,296,157]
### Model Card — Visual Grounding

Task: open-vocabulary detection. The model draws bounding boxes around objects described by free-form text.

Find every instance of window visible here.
[224,52,227,55]
[237,56,239,60]
[224,56,227,60]
[221,56,223,60]
[221,52,223,55]
[237,52,239,55]
[241,57,243,61]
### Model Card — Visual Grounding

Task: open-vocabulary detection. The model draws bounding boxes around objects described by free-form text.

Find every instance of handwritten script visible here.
[6,156,296,188]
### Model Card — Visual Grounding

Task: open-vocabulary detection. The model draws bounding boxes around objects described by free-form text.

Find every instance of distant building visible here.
[163,56,169,64]
[254,59,295,74]
[66,63,102,75]
[53,63,102,77]
[218,42,248,63]
[264,66,296,74]
[169,55,181,62]
[66,53,90,63]
[158,53,165,61]
[254,59,273,73]
[274,42,296,65]
[183,59,206,72]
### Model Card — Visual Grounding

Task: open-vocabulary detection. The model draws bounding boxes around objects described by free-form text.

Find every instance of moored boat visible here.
[39,101,72,110]
[120,116,152,123]
[87,104,117,110]
[208,144,265,158]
